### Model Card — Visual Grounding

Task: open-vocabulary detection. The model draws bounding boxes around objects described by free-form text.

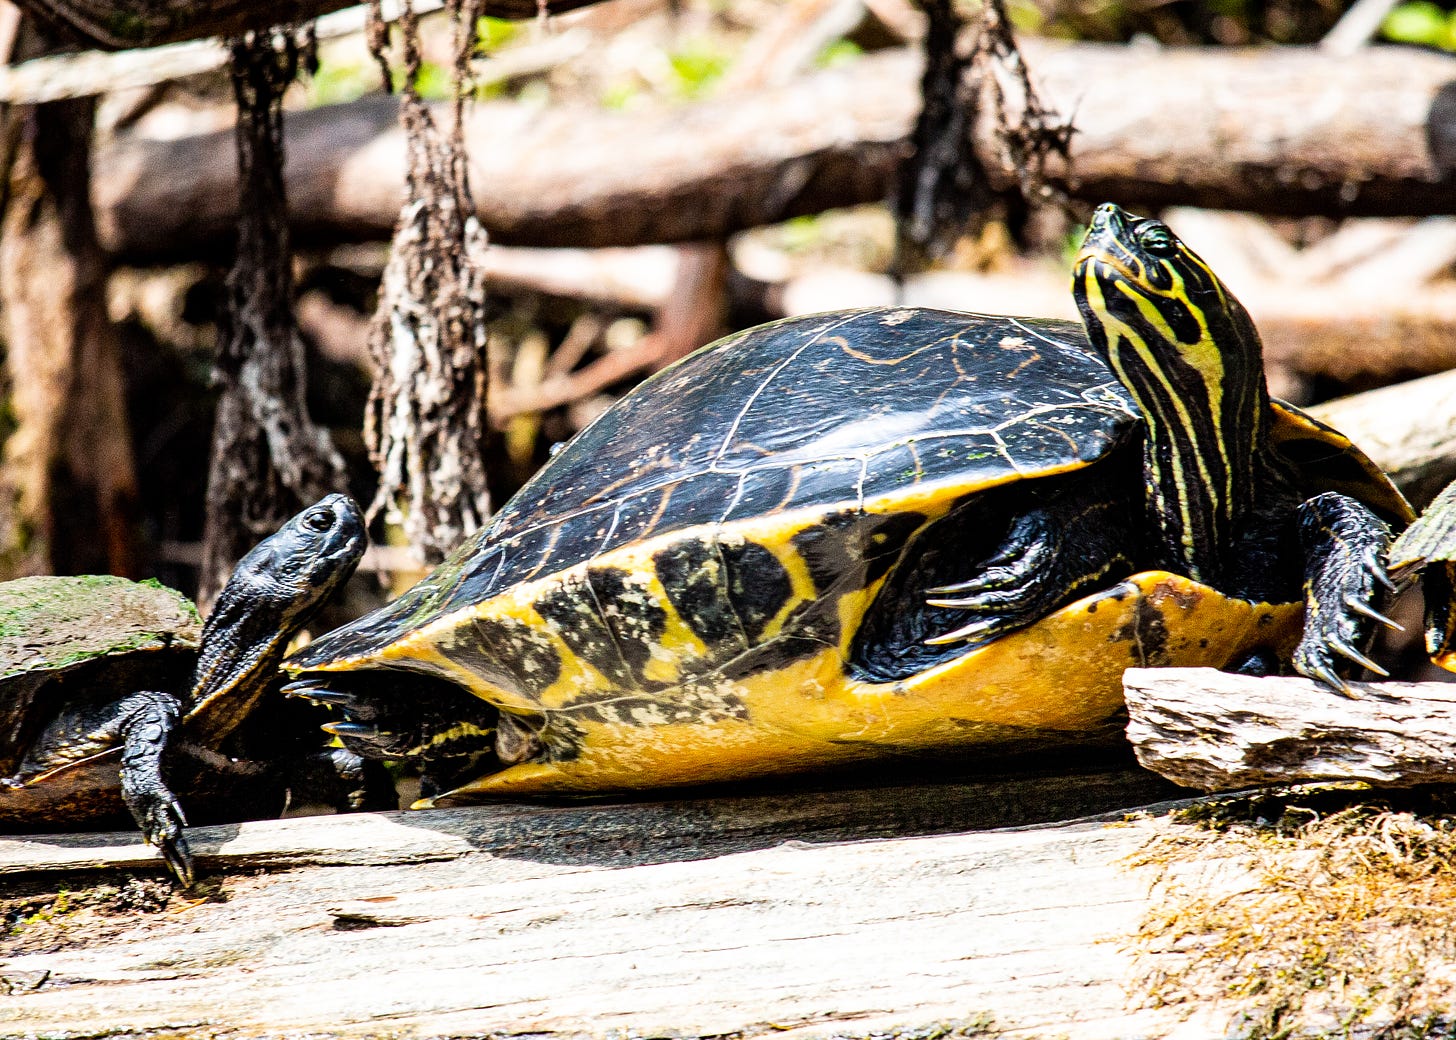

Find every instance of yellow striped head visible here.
[1071,203,1271,584]
[1071,203,1264,394]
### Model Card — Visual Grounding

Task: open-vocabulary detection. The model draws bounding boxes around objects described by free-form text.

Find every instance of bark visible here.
[0,768,1207,1038]
[10,0,608,50]
[1124,667,1456,791]
[93,43,1456,262]
[0,31,138,578]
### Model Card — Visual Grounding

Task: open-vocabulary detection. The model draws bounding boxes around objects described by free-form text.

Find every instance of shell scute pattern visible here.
[292,308,1140,676]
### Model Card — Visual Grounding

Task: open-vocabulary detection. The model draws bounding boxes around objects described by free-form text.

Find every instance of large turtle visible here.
[285,205,1413,803]
[0,494,366,882]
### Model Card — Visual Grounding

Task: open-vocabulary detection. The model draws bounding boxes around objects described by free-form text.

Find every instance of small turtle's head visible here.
[234,493,367,608]
[188,495,367,740]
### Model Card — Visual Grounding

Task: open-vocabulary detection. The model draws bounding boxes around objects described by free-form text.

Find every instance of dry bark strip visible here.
[0,768,1202,1039]
[10,0,607,50]
[1124,667,1456,791]
[93,42,1456,262]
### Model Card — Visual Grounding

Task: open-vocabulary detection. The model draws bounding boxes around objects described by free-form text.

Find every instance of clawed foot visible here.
[1293,493,1401,695]
[284,678,418,760]
[124,786,193,887]
[284,674,498,766]
[924,511,1062,648]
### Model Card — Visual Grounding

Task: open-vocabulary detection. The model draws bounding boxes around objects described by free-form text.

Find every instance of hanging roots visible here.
[200,26,344,611]
[895,0,1073,266]
[364,0,492,564]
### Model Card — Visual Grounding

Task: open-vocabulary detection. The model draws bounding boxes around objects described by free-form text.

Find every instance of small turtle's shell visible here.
[0,576,199,781]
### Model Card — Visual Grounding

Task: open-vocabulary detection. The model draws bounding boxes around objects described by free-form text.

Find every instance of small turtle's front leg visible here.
[114,691,192,885]
[8,690,192,884]
[1292,491,1401,694]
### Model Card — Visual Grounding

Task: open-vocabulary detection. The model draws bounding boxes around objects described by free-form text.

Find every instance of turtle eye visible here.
[304,508,335,533]
[1136,222,1178,258]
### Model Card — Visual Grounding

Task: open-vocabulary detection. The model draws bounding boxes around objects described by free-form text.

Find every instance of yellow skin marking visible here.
[1078,253,1253,581]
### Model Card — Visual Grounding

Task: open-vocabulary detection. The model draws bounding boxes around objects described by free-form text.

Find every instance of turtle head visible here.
[186,495,367,742]
[1071,203,1270,585]
[229,493,368,608]
[1072,203,1264,385]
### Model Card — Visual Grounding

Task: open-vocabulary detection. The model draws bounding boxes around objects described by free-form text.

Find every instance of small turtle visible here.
[284,205,1412,803]
[0,494,366,882]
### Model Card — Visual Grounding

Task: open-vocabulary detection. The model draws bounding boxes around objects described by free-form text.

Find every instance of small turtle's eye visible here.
[304,508,335,532]
[1136,223,1177,257]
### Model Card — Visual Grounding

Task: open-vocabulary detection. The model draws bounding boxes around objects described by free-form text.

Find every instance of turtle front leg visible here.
[9,690,193,884]
[114,692,193,885]
[1292,491,1401,694]
[924,498,1133,649]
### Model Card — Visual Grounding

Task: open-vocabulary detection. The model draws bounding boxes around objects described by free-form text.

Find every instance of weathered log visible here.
[1124,667,1456,791]
[93,42,1456,262]
[11,0,608,50]
[0,768,1209,1038]
[1308,368,1456,508]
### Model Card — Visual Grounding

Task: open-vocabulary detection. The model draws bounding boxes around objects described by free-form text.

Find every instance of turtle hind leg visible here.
[1292,491,1401,694]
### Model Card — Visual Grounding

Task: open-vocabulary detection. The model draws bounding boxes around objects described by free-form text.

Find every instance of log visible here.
[1308,368,1456,508]
[1124,667,1456,791]
[0,768,1216,1038]
[11,0,607,50]
[93,42,1456,261]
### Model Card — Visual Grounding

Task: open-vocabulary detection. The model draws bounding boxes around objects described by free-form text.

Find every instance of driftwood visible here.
[11,0,607,50]
[1124,667,1456,791]
[0,768,1213,1038]
[93,42,1456,262]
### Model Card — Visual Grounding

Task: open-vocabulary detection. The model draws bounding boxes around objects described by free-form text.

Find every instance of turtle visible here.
[283,204,1413,805]
[0,493,367,883]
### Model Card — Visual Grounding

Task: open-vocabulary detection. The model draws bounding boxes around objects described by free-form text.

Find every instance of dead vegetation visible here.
[1129,786,1456,1039]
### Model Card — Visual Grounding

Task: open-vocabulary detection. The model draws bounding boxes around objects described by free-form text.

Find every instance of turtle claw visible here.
[321,720,382,739]
[1293,492,1393,694]
[1328,637,1388,677]
[1345,595,1403,632]
[126,786,194,887]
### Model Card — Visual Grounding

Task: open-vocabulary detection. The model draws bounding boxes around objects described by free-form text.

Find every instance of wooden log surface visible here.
[0,767,1217,1038]
[93,42,1456,262]
[1125,667,1456,791]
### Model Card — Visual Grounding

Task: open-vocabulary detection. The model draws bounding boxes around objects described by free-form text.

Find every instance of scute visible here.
[292,308,1139,670]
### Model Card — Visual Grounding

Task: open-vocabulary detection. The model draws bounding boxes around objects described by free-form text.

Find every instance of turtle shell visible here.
[290,307,1407,797]
[0,576,200,824]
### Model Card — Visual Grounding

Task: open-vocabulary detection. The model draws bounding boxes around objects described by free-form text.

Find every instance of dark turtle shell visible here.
[296,308,1139,667]
[0,576,200,823]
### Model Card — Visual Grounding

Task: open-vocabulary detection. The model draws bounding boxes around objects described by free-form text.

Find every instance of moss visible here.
[1129,787,1456,1038]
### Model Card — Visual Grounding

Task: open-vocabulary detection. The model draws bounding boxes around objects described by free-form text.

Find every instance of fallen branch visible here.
[1124,667,1456,791]
[12,0,608,50]
[93,42,1456,261]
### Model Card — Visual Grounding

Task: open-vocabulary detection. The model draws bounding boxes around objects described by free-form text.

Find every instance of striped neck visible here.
[1074,207,1271,587]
